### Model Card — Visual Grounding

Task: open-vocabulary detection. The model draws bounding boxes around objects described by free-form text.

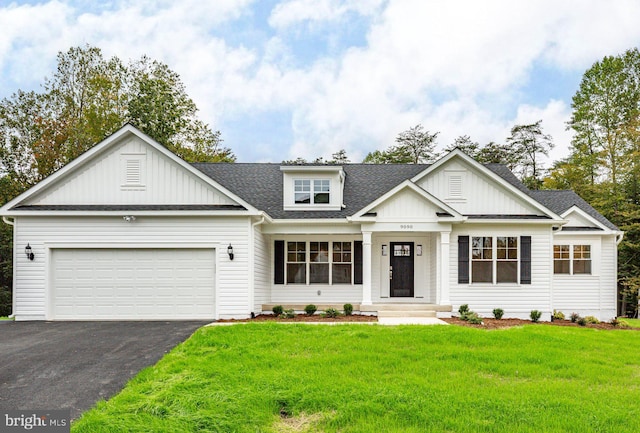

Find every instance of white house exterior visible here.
[0,125,622,321]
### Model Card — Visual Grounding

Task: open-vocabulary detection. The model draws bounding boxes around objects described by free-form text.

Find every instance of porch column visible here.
[438,231,451,305]
[361,231,372,305]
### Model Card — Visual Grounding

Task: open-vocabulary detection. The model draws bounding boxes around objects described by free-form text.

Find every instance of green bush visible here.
[458,304,470,315]
[343,303,353,316]
[0,286,11,317]
[530,310,542,323]
[304,304,317,315]
[279,309,295,319]
[464,312,483,324]
[584,315,600,324]
[570,312,580,323]
[552,310,565,321]
[272,305,284,316]
[610,317,626,327]
[492,308,504,320]
[322,308,340,318]
[577,316,587,326]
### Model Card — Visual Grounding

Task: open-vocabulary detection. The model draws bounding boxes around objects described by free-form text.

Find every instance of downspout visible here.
[249,214,266,317]
[616,231,624,245]
[2,217,16,319]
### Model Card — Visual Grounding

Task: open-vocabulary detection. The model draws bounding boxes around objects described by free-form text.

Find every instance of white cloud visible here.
[269,0,384,30]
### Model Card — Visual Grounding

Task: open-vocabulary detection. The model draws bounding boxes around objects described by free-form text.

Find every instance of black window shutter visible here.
[458,236,469,284]
[354,241,363,285]
[520,236,531,284]
[274,240,285,284]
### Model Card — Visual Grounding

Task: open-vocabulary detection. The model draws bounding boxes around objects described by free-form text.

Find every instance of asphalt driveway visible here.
[0,321,208,420]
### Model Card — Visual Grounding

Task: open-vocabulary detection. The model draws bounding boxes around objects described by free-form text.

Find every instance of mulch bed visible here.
[442,317,638,330]
[218,314,637,330]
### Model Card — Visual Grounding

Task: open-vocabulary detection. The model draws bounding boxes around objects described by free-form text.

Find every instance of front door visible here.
[390,242,414,297]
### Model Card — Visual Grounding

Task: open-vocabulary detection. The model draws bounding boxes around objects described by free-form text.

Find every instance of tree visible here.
[329,149,350,164]
[364,124,439,164]
[444,135,480,158]
[506,120,554,189]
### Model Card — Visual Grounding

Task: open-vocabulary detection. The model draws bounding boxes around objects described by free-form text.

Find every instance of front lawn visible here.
[73,324,640,433]
[621,318,640,328]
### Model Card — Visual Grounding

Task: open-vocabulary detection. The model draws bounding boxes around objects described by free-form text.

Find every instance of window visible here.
[310,242,329,283]
[332,242,352,284]
[497,237,518,283]
[286,242,306,284]
[554,244,591,275]
[280,241,356,284]
[294,179,330,204]
[471,236,518,283]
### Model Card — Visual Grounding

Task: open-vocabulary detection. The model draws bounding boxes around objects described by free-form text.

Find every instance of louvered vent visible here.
[125,159,142,184]
[449,175,462,199]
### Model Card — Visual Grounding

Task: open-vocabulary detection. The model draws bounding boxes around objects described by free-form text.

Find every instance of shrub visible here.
[279,309,295,319]
[492,308,504,320]
[464,311,483,324]
[577,316,587,326]
[0,286,11,317]
[584,315,600,324]
[530,310,542,323]
[272,305,284,316]
[458,304,470,316]
[323,308,340,318]
[570,312,580,323]
[343,303,354,316]
[552,310,565,321]
[304,304,317,316]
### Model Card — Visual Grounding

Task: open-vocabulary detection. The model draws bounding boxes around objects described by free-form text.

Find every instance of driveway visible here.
[0,321,208,420]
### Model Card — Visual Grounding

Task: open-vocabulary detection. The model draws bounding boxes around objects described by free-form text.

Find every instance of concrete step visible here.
[377,310,437,318]
[361,303,451,313]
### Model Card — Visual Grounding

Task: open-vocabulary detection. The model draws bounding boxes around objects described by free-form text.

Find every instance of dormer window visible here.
[295,179,330,204]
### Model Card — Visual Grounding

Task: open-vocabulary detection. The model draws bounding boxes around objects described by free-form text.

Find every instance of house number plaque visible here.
[400,224,413,229]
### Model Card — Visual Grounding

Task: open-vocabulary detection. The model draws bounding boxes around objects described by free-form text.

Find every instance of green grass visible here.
[621,318,640,328]
[72,324,640,433]
[0,316,12,320]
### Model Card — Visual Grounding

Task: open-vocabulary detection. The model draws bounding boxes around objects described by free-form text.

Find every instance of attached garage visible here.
[51,248,216,320]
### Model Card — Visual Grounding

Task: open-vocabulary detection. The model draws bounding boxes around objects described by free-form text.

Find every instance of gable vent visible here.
[448,175,463,199]
[125,159,142,184]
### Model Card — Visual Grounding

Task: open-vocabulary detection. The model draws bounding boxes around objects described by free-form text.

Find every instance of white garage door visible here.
[52,248,215,320]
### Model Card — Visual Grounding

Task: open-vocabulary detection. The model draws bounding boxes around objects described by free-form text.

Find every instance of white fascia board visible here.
[411,149,564,222]
[280,165,344,173]
[351,180,465,221]
[0,124,261,215]
[463,218,568,225]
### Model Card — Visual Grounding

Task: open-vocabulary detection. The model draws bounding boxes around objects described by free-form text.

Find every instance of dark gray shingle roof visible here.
[192,163,428,219]
[193,162,616,231]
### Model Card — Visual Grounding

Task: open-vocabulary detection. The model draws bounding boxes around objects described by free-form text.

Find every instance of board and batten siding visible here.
[417,160,540,215]
[552,234,617,320]
[449,225,553,319]
[13,215,251,320]
[28,137,236,206]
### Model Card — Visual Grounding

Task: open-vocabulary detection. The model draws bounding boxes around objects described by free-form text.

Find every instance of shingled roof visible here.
[190,162,618,229]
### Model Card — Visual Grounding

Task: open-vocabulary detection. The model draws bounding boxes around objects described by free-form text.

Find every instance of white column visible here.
[438,231,451,305]
[362,231,372,305]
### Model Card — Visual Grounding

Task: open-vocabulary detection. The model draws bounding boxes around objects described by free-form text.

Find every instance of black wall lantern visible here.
[227,244,234,260]
[25,243,34,261]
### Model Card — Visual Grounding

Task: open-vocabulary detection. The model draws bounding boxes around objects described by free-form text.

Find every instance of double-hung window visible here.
[332,242,352,284]
[309,242,329,283]
[286,242,306,284]
[471,236,518,283]
[295,179,330,204]
[554,245,591,275]
[279,241,358,285]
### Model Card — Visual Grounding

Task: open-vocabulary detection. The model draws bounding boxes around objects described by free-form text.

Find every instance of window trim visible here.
[553,244,592,275]
[470,235,520,285]
[282,240,356,285]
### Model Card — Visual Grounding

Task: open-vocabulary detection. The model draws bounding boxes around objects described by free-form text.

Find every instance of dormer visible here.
[280,165,345,211]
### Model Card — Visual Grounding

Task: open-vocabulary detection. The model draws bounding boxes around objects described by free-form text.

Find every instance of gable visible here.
[23,135,238,207]
[415,158,542,216]
[371,187,449,221]
[564,209,597,228]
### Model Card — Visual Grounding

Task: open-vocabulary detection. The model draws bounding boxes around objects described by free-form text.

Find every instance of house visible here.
[0,124,622,321]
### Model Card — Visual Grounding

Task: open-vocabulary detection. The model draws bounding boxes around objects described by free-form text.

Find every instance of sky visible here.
[1,1,640,164]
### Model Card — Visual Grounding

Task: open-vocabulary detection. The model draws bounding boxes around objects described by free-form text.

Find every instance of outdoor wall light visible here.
[227,244,234,260]
[123,215,136,222]
[25,243,34,261]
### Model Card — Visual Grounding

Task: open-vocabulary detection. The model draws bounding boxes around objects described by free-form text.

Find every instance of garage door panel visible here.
[52,248,216,320]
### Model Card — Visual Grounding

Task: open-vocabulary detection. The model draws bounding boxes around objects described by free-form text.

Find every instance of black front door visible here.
[390,242,414,297]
